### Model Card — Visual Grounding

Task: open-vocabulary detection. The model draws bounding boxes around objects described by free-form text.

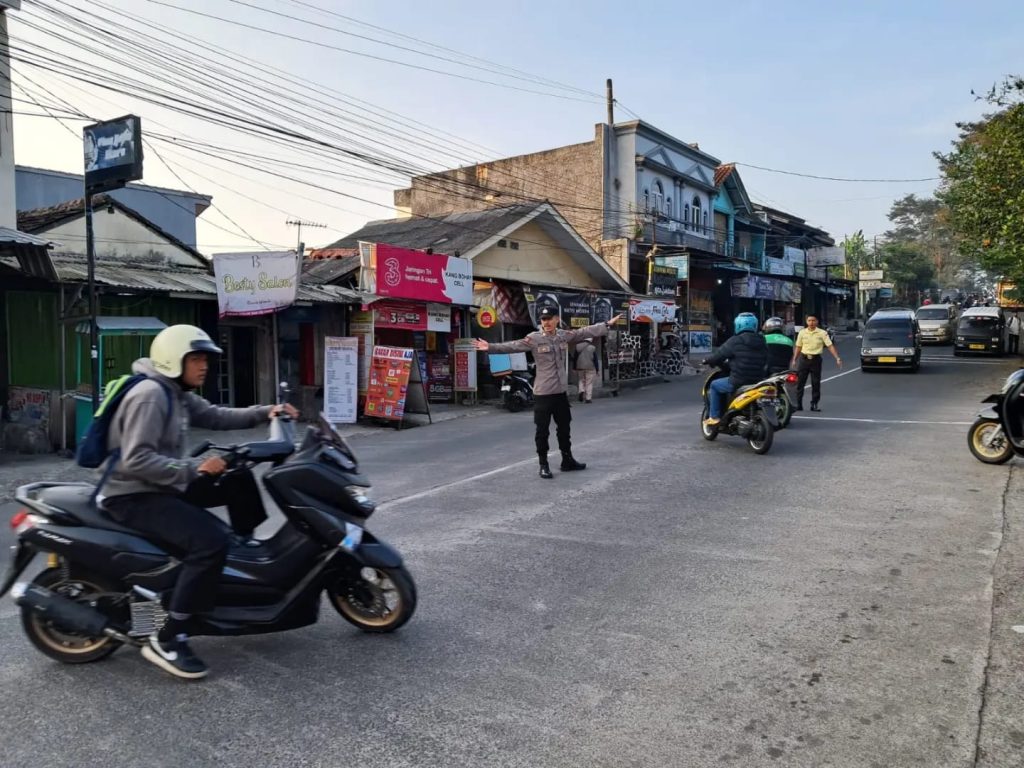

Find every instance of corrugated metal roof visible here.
[74,317,168,334]
[0,227,55,247]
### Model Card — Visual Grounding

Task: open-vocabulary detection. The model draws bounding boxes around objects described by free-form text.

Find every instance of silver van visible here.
[916,304,957,344]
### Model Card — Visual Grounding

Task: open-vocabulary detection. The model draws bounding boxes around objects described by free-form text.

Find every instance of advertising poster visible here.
[452,338,478,392]
[647,263,678,298]
[349,310,374,396]
[427,354,453,402]
[323,337,359,424]
[364,346,414,421]
[214,251,300,317]
[629,299,677,324]
[374,243,473,305]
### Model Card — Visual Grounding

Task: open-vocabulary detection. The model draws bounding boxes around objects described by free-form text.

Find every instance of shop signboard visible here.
[859,279,883,291]
[655,253,689,280]
[426,303,451,333]
[766,257,793,276]
[84,114,143,193]
[214,251,300,317]
[629,299,676,324]
[806,246,846,268]
[647,263,678,298]
[452,338,478,392]
[349,310,374,396]
[323,337,359,424]
[477,305,498,328]
[364,346,414,421]
[427,355,453,402]
[859,269,884,282]
[730,276,801,303]
[373,243,473,305]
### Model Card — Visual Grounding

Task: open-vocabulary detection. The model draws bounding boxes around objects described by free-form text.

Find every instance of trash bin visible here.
[74,394,94,446]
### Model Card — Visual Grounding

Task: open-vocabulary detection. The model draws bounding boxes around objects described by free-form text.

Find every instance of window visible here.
[666,197,672,218]
[703,211,708,234]
[684,203,690,228]
[510,241,519,251]
[498,239,507,248]
[691,196,702,230]
[643,188,650,212]
[653,181,664,216]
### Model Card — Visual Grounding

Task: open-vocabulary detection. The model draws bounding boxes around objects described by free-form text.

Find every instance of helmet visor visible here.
[190,338,223,356]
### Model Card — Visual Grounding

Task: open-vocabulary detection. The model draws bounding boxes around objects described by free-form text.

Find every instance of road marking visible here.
[793,415,972,426]
[920,358,1009,365]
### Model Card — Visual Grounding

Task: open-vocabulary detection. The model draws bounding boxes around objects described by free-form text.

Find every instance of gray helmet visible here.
[762,317,784,334]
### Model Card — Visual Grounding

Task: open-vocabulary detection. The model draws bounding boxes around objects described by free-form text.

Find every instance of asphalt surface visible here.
[1,336,1022,767]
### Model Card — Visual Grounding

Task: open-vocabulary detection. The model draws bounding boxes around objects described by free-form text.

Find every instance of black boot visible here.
[539,463,553,479]
[560,454,587,471]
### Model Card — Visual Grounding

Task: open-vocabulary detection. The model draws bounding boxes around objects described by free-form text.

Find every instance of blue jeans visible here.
[709,378,734,419]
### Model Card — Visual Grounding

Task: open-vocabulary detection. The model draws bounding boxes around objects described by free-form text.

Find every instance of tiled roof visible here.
[714,163,736,188]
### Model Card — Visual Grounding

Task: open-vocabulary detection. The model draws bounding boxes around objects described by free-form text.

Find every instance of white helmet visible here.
[150,324,222,378]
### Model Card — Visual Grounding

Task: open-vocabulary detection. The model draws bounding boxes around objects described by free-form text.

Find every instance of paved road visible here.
[1,336,1021,767]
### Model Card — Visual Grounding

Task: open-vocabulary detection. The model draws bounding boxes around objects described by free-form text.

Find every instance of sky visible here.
[7,0,1024,254]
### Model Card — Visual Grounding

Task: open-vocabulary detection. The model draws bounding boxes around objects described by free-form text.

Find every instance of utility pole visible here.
[606,78,614,126]
[286,219,327,253]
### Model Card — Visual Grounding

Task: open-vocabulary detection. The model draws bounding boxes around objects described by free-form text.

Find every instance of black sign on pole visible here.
[83,115,143,410]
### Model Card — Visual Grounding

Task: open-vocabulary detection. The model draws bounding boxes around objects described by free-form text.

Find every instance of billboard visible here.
[806,246,846,268]
[647,263,678,297]
[371,243,472,305]
[213,251,300,317]
[84,115,143,193]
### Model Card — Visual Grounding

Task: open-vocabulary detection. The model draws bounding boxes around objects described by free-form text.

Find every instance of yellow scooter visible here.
[700,366,787,454]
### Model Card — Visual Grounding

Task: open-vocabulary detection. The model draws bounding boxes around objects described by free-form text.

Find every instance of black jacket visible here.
[706,331,768,387]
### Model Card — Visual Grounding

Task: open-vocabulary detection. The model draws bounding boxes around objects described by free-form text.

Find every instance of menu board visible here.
[452,338,478,392]
[323,337,359,424]
[364,346,414,421]
[349,310,374,396]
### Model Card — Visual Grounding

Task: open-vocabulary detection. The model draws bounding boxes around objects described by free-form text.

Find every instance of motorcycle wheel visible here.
[747,413,774,455]
[776,394,792,428]
[20,568,125,664]
[507,392,525,413]
[967,418,1013,464]
[700,405,717,441]
[328,565,417,633]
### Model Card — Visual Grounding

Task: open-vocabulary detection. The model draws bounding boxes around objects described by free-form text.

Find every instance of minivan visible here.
[916,303,957,344]
[860,309,922,372]
[954,307,1005,356]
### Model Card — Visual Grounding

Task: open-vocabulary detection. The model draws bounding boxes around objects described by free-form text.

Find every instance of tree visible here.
[841,230,869,278]
[937,76,1024,291]
[878,241,935,302]
[884,194,963,287]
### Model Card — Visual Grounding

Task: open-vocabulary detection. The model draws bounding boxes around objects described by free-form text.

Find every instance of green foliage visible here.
[841,230,869,278]
[937,76,1024,286]
[878,241,935,300]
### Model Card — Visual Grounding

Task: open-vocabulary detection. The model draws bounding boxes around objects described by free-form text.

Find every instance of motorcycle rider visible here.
[703,313,768,428]
[101,324,298,680]
[762,317,794,374]
[473,306,623,479]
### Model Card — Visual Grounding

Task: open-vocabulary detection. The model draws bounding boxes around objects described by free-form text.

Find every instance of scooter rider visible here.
[703,313,768,428]
[473,306,623,479]
[101,325,298,680]
[762,317,794,374]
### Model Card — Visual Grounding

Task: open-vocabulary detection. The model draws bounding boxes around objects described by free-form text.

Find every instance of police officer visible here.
[474,307,623,479]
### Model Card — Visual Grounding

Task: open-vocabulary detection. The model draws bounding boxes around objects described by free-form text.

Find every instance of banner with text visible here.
[452,338,478,392]
[373,243,473,305]
[214,251,299,317]
[629,298,677,324]
[323,337,359,424]
[364,346,414,421]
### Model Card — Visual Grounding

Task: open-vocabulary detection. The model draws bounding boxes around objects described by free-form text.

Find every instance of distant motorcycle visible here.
[968,372,1018,464]
[499,366,534,412]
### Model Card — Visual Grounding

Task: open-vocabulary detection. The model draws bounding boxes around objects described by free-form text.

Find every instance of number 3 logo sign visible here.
[383,257,402,288]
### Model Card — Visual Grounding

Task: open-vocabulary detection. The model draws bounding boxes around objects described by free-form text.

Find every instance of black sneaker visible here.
[141,635,209,680]
[560,457,587,471]
[539,464,554,479]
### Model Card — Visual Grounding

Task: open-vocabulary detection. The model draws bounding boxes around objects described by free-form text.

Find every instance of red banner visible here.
[364,346,414,421]
[374,299,428,330]
[375,243,473,305]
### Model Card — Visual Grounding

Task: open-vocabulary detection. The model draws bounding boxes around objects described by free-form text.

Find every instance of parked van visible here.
[916,303,957,344]
[860,309,922,372]
[955,307,1005,356]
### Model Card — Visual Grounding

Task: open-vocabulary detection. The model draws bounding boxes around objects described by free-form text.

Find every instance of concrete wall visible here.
[399,126,606,250]
[16,167,207,247]
[0,12,15,229]
[39,209,206,266]
[472,220,604,289]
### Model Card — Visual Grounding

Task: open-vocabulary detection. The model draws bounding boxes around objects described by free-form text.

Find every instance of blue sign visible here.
[879,287,893,298]
[84,115,143,193]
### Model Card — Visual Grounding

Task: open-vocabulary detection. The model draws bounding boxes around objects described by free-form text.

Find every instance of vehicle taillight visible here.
[10,509,34,533]
[786,373,798,384]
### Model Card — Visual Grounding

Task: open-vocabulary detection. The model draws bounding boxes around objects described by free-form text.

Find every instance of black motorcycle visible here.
[1,413,416,665]
[499,366,535,413]
[967,370,1020,464]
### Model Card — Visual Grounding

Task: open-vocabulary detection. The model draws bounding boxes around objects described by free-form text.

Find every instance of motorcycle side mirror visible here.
[190,440,213,458]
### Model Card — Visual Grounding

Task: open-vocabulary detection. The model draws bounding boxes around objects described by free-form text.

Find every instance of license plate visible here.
[760,397,779,406]
[970,344,985,350]
[501,384,510,391]
[878,356,897,363]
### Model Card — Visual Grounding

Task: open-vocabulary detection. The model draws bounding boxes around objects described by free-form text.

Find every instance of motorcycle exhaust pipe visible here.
[13,583,132,643]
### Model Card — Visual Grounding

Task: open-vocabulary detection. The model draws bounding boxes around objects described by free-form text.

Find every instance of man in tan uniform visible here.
[791,315,842,411]
[474,306,622,478]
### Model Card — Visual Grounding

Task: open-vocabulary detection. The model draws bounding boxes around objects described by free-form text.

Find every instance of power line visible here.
[737,162,939,183]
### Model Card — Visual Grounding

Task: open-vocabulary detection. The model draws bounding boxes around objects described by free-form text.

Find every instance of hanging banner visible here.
[323,337,359,424]
[364,346,414,421]
[372,243,473,304]
[629,299,676,324]
[647,263,678,298]
[656,253,689,280]
[806,246,846,268]
[452,338,478,392]
[730,276,802,304]
[214,251,300,317]
[84,114,143,193]
[523,289,629,328]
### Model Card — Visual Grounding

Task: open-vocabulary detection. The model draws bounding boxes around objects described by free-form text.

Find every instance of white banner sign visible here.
[859,280,883,291]
[859,269,883,281]
[214,251,300,317]
[629,299,677,324]
[806,246,846,268]
[427,302,451,332]
[324,337,359,424]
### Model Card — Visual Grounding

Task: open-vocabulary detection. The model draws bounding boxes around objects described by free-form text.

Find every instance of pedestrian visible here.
[791,315,842,412]
[102,324,299,679]
[473,307,623,479]
[1009,312,1021,355]
[573,336,599,403]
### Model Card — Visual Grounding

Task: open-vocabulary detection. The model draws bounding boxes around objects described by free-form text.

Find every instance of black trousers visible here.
[104,471,266,616]
[534,393,572,461]
[1011,334,1020,354]
[795,354,823,407]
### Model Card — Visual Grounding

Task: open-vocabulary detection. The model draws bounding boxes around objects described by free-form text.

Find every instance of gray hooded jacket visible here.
[102,358,272,499]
